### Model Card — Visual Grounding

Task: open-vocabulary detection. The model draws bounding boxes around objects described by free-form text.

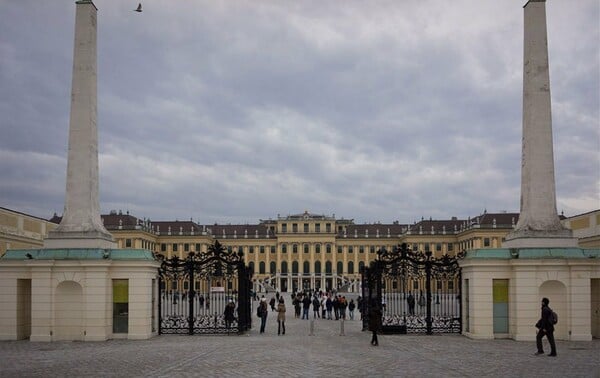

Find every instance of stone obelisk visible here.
[503,0,575,248]
[45,0,116,249]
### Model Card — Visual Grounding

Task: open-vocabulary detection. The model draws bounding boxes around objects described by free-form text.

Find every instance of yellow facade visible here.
[561,210,600,248]
[2,207,598,292]
[0,207,58,256]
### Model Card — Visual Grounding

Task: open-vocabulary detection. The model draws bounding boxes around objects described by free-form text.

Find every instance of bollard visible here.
[339,318,345,336]
[309,319,315,336]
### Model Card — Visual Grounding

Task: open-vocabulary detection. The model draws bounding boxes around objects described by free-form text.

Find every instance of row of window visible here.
[165,278,453,291]
[249,260,364,275]
[160,242,204,253]
[280,223,334,233]
[157,243,458,254]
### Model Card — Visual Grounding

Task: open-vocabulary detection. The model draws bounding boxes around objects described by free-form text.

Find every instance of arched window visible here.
[259,261,266,274]
[325,261,332,274]
[293,244,298,253]
[249,261,255,274]
[281,244,287,253]
[303,261,310,274]
[315,261,321,274]
[337,261,343,274]
[270,261,276,274]
[304,244,309,253]
[315,244,321,253]
[358,261,365,273]
[326,244,332,253]
[292,261,299,274]
[281,261,288,274]
[348,261,354,274]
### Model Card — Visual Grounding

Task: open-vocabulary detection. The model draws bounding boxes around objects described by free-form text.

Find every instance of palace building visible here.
[3,206,598,293]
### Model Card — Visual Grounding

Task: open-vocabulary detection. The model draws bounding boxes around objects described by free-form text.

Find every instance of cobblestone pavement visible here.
[1,302,598,378]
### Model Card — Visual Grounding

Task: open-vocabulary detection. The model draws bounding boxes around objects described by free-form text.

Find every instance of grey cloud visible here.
[0,1,597,223]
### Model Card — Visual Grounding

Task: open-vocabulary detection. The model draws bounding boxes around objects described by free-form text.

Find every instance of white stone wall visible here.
[0,259,159,341]
[461,258,600,341]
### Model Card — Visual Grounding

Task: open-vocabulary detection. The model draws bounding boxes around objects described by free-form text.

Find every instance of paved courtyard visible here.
[0,302,598,378]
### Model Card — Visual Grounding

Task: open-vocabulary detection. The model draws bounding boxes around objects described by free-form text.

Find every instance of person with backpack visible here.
[258,297,269,334]
[535,297,557,357]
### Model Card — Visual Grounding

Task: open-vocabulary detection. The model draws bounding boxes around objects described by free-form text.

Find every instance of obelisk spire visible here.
[504,0,575,248]
[45,0,115,249]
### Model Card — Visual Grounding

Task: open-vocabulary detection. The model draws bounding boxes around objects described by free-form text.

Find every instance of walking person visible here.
[302,295,311,320]
[535,297,557,356]
[312,296,321,319]
[276,298,286,335]
[269,296,276,312]
[259,297,269,334]
[348,299,356,320]
[333,296,340,320]
[369,300,382,346]
[326,295,333,320]
[294,295,301,318]
[407,292,416,315]
[339,296,347,320]
[357,296,363,320]
[224,300,236,331]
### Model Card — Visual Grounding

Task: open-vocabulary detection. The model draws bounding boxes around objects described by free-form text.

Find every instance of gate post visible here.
[237,262,249,333]
[425,251,432,335]
[187,256,195,335]
[158,275,163,335]
[361,266,369,331]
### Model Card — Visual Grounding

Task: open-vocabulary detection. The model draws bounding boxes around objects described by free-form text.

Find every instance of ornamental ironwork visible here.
[157,240,253,335]
[362,243,465,334]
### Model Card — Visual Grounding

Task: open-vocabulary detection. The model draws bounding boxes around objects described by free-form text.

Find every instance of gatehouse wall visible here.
[460,248,600,341]
[0,249,159,342]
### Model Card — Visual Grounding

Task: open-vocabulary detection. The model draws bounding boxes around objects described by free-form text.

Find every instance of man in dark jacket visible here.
[535,297,557,356]
[224,300,236,330]
[312,297,321,319]
[369,300,382,346]
[302,295,311,320]
[326,296,333,319]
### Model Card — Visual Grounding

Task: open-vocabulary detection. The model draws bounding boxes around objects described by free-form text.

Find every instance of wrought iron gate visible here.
[362,243,464,334]
[158,240,252,335]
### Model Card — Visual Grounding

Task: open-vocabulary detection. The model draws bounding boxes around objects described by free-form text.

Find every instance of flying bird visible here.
[134,3,142,12]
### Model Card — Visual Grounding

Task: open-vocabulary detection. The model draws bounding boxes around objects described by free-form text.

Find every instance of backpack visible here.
[257,304,264,318]
[550,309,558,325]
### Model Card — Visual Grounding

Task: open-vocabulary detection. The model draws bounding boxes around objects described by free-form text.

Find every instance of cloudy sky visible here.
[0,1,598,225]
